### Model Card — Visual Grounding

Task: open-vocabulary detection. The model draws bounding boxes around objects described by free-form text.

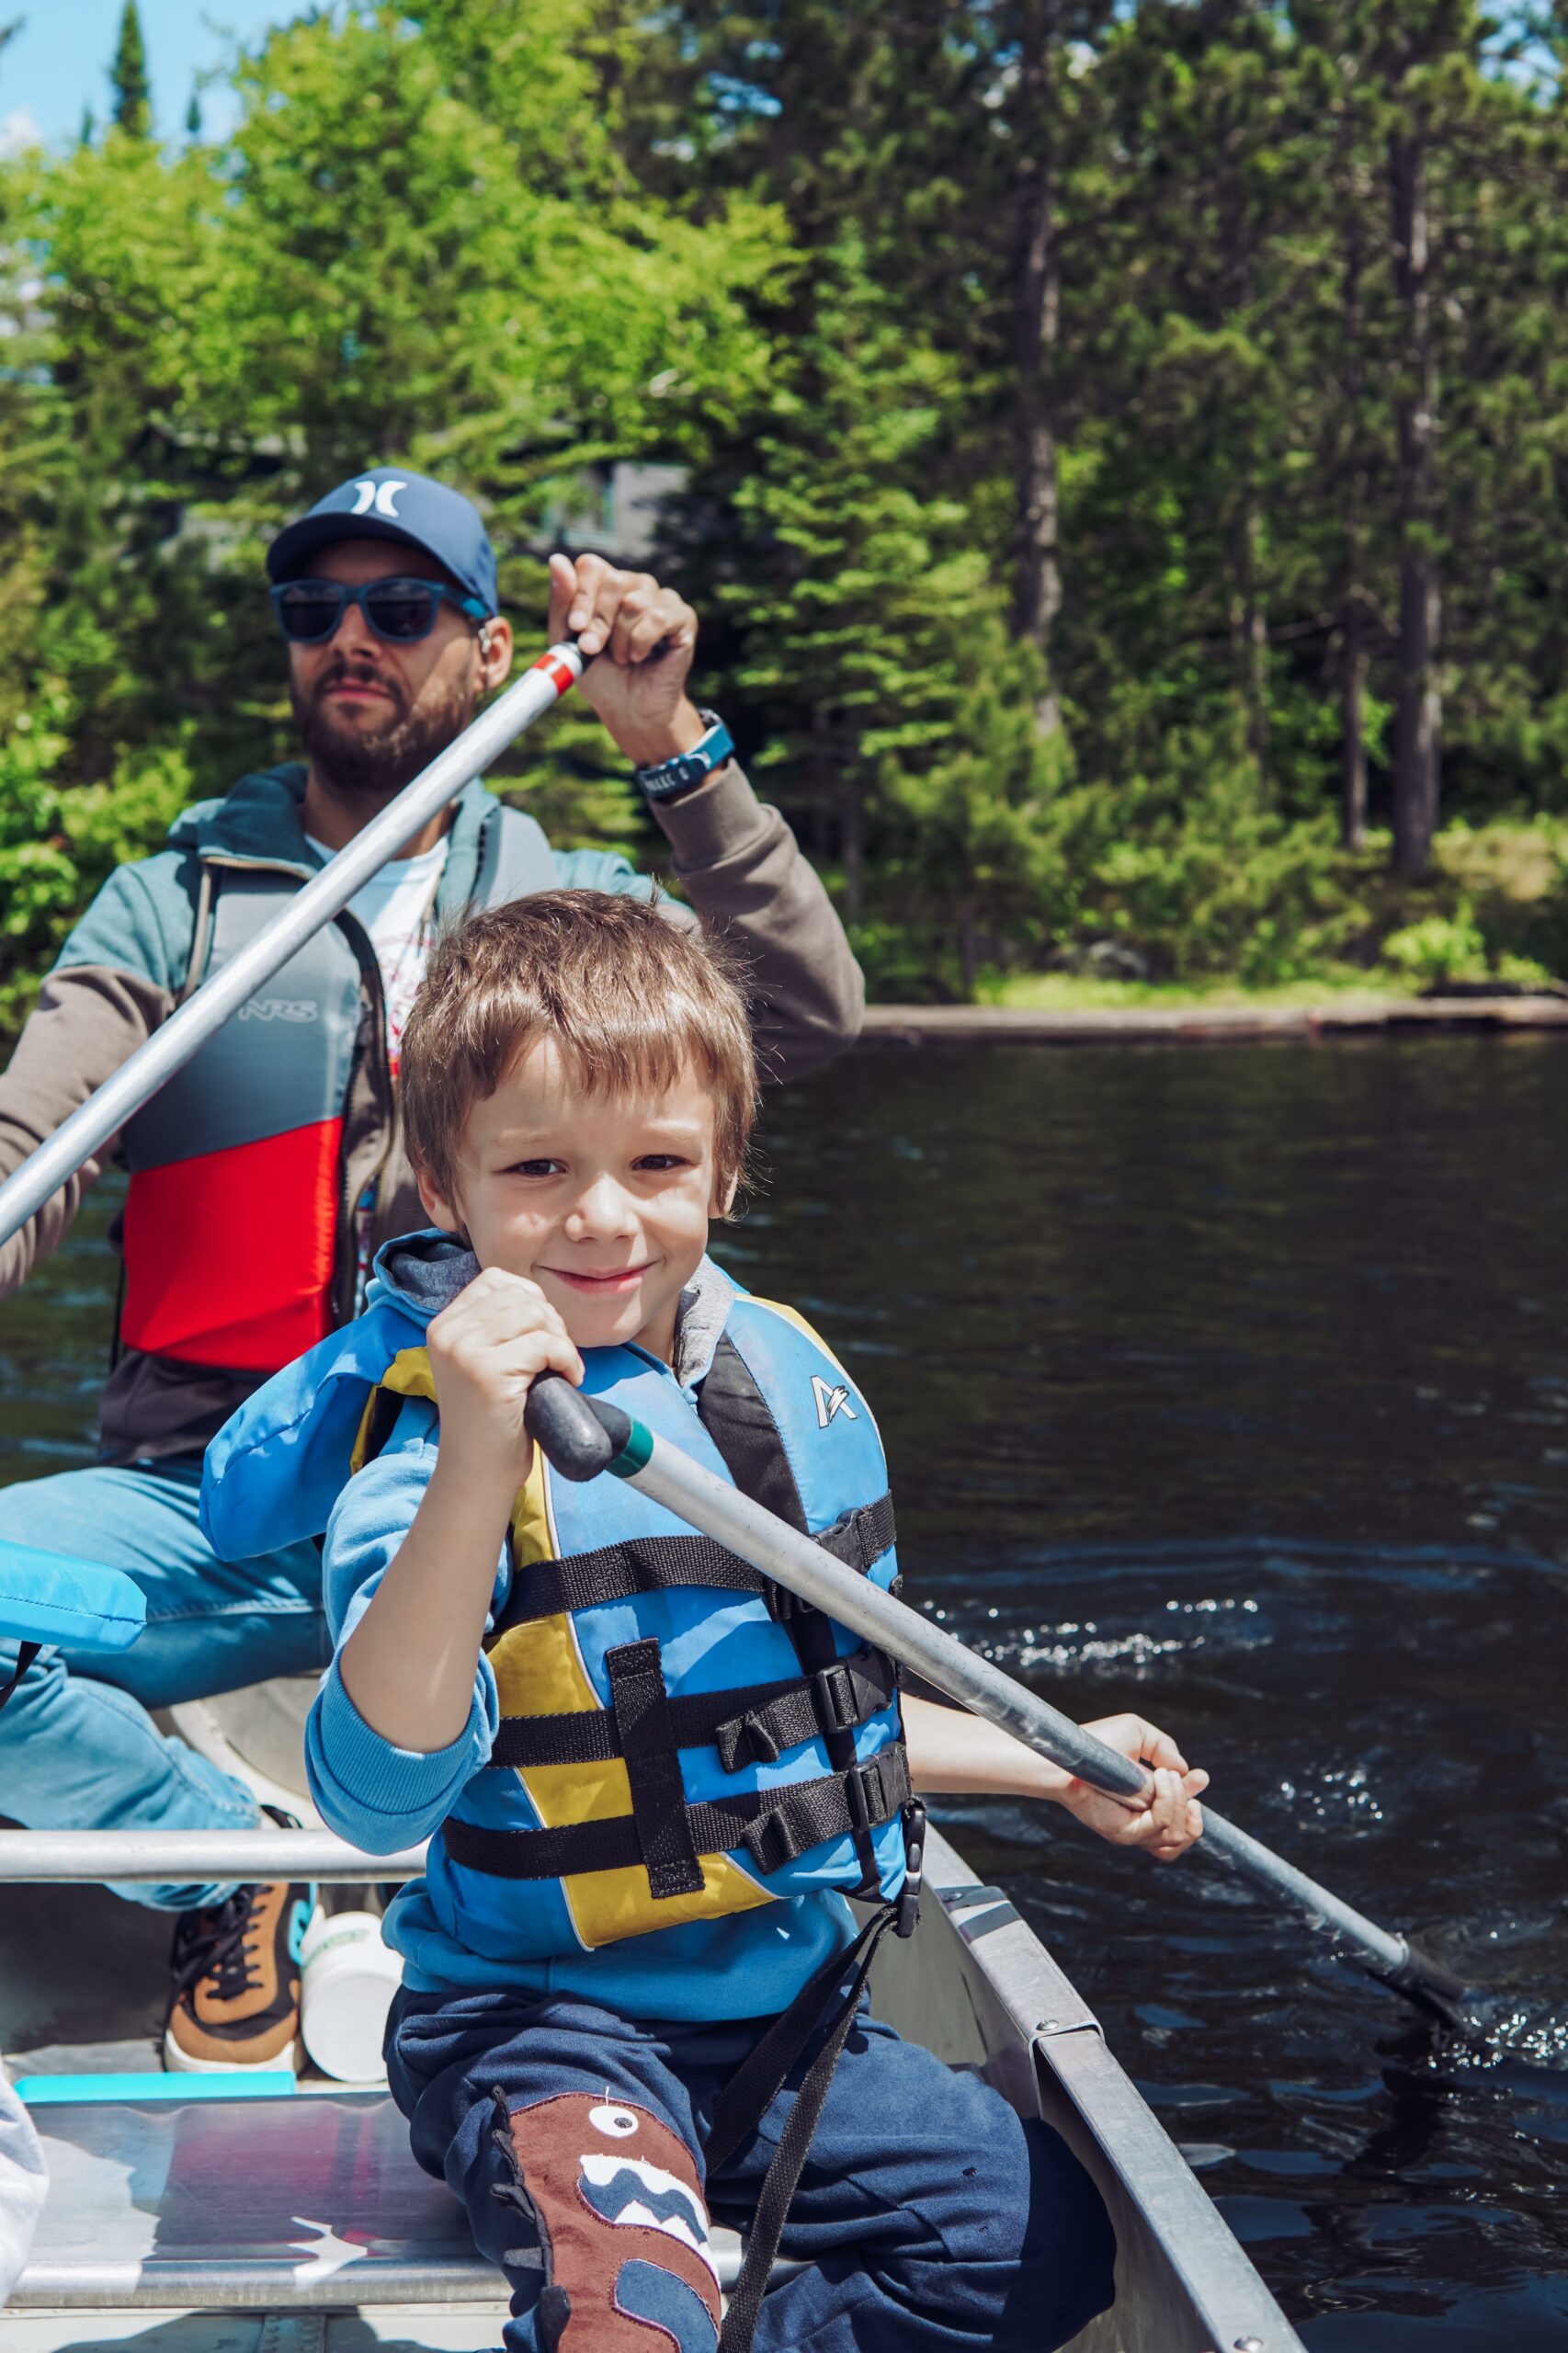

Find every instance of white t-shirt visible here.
[307,835,449,1081]
[309,834,451,1304]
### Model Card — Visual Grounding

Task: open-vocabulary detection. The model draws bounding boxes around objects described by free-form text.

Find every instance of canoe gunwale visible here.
[868,1825,1304,2353]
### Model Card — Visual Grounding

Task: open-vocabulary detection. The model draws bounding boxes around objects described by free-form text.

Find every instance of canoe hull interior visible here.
[0,1823,1299,2353]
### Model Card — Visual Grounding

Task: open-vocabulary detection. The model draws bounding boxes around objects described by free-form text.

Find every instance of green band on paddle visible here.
[607,1418,654,1480]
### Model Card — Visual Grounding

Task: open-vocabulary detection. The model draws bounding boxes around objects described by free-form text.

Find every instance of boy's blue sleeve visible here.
[304,1398,505,1853]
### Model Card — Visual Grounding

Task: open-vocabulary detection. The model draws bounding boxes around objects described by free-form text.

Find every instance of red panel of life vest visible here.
[120,1118,344,1372]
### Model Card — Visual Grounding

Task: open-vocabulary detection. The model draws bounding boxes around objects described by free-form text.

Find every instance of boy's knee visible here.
[1015,2118,1116,2347]
[913,2113,1112,2351]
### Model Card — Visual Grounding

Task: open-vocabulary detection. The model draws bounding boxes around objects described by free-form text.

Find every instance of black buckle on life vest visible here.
[766,1578,808,1625]
[896,1800,926,1938]
[812,1658,860,1738]
[739,1747,909,1877]
[844,1752,892,1837]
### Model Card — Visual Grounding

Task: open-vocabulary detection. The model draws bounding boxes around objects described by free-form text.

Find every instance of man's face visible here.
[287,539,484,803]
[418,1036,724,1366]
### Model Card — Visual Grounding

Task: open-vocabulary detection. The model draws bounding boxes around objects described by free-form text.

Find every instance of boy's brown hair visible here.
[401,890,756,1210]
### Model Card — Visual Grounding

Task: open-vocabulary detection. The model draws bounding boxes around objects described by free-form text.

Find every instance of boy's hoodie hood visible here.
[201,1230,737,1563]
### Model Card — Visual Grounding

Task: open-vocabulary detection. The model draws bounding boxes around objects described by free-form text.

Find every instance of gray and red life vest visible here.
[118,808,556,1374]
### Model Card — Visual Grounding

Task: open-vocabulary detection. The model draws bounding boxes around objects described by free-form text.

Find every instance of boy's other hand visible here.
[426,1267,585,1493]
[1060,1714,1208,1861]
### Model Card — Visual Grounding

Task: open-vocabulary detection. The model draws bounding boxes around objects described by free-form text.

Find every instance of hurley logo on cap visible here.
[349,477,408,518]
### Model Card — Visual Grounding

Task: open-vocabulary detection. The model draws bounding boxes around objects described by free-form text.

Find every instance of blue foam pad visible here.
[16,2072,296,2104]
[0,1540,146,1654]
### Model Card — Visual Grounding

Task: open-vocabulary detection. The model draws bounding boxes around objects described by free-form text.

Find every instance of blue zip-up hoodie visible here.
[202,1233,868,2020]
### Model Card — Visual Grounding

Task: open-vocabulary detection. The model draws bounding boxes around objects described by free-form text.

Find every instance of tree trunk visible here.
[1230,491,1268,769]
[1337,157,1369,854]
[813,700,861,920]
[1011,0,1062,736]
[1389,126,1440,877]
[1340,595,1369,851]
[842,786,864,923]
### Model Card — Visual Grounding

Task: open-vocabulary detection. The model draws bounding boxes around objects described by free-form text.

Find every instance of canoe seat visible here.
[12,2086,750,2311]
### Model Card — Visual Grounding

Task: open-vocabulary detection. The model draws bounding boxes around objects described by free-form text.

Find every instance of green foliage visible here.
[0,659,196,1034]
[1380,904,1489,985]
[1042,728,1367,986]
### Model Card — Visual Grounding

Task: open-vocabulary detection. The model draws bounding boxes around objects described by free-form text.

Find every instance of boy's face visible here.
[417,1036,726,1362]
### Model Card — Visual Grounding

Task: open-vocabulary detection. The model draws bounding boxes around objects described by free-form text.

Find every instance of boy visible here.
[202,892,1206,2353]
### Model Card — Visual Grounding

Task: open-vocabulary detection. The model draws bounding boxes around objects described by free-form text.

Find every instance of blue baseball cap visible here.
[267,467,499,616]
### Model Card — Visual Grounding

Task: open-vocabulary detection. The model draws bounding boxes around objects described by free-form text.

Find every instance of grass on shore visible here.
[979,819,1568,1012]
[980,971,1423,1012]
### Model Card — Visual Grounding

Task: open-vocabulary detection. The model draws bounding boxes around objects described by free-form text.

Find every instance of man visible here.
[0,467,863,2071]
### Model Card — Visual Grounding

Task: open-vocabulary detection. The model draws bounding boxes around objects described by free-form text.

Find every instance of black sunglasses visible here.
[270,576,490,645]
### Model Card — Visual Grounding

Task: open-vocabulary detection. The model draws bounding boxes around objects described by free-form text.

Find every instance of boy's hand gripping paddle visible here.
[524,1373,1482,2037]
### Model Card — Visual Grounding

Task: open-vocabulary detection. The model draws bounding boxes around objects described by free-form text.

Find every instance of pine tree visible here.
[110,1,152,141]
[186,89,202,142]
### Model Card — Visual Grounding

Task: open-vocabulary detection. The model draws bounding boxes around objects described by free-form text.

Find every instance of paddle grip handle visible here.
[525,1373,618,1482]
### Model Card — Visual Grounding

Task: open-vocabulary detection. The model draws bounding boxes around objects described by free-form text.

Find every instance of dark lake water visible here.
[3,1032,1566,2343]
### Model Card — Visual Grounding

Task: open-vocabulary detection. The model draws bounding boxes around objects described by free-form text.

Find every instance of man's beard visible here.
[292,660,473,804]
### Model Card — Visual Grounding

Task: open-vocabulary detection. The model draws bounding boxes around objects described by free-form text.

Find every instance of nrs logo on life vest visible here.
[812,1374,857,1428]
[238,999,319,1023]
[350,476,406,517]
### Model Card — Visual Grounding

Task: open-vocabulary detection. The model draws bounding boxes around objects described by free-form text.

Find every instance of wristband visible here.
[632,710,735,803]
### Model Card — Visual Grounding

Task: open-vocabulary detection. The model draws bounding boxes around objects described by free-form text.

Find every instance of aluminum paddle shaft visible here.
[525,1377,1476,2032]
[0,642,585,1254]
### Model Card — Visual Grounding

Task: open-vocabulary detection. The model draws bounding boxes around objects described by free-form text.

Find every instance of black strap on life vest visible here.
[486,1645,898,1775]
[696,1334,889,1900]
[0,1642,40,1715]
[606,1637,706,1900]
[443,1738,912,1884]
[488,1492,896,1632]
[701,1879,905,2352]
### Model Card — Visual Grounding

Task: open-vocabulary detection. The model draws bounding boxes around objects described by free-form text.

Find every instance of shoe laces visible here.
[168,1809,302,2014]
[169,1883,272,2008]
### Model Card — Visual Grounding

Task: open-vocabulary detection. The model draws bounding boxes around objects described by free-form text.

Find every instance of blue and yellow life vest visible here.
[353,1295,912,1956]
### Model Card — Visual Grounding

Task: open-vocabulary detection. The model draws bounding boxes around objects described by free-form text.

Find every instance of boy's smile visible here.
[417,1035,726,1363]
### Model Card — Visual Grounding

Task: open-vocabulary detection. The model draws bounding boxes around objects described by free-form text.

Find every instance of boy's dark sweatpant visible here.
[387,1983,1116,2353]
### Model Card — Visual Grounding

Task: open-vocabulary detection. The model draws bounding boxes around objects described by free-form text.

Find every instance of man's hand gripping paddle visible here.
[524,1374,1485,2040]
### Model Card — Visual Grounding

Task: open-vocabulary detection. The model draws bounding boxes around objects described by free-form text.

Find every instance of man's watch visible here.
[632,710,735,803]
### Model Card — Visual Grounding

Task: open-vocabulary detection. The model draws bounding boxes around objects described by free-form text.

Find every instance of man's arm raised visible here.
[548,553,864,1085]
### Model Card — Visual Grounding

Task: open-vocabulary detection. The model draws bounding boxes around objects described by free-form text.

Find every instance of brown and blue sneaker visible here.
[163,1809,317,2075]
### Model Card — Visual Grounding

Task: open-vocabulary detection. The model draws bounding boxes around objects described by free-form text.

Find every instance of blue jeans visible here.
[0,1461,328,1909]
[387,1985,1116,2353]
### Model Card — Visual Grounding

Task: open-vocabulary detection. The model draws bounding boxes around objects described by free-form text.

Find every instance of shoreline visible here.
[858,995,1568,1045]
